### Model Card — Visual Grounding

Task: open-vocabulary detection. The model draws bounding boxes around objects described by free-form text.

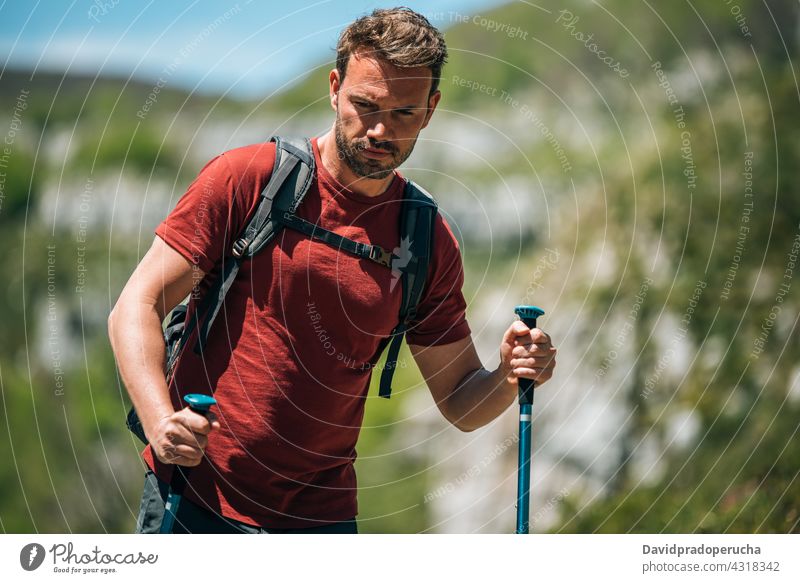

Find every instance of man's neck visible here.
[317,130,395,198]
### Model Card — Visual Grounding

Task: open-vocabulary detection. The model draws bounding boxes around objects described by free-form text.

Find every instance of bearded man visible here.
[109,7,556,534]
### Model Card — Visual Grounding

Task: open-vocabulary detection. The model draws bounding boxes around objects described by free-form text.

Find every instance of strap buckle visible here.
[369,245,393,268]
[231,238,248,258]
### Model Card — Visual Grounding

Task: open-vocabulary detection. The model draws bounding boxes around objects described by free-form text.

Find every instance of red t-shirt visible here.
[143,137,470,528]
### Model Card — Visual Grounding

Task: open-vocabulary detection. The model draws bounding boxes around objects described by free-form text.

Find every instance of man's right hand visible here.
[149,407,220,467]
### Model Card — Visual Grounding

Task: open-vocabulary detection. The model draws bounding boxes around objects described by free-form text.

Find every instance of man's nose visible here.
[365,117,389,141]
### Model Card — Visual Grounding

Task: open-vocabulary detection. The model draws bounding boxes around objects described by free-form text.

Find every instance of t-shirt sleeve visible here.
[155,154,245,274]
[405,213,471,347]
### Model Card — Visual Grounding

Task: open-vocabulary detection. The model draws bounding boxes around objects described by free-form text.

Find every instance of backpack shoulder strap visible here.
[378,179,439,399]
[234,136,315,257]
[189,136,315,356]
[130,138,315,444]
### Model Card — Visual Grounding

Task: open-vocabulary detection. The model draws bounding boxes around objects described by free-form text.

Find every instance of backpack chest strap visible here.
[278,211,394,268]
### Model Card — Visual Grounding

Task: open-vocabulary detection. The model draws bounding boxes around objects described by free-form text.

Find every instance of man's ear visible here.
[421,90,441,129]
[329,69,341,111]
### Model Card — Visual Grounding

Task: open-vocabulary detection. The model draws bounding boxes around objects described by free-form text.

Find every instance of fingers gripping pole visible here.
[159,394,217,534]
[514,306,545,535]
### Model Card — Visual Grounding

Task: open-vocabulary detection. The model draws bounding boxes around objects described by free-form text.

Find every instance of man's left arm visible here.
[409,322,556,432]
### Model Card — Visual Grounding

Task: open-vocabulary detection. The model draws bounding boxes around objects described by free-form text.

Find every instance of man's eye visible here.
[354,101,371,108]
[396,109,414,116]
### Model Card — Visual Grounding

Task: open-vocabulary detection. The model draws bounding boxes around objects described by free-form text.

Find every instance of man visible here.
[109,7,556,534]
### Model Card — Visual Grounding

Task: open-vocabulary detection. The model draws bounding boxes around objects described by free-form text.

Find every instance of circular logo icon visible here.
[20,543,46,571]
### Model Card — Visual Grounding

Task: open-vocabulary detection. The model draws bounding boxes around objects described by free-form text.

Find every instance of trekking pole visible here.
[514,305,545,534]
[159,393,217,534]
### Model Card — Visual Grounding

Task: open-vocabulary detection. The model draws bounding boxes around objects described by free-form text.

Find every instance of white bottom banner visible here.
[1,534,797,582]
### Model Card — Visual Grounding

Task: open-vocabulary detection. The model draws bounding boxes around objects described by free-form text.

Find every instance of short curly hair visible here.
[336,7,448,95]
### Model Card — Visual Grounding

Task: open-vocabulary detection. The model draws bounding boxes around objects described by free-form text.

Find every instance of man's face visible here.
[331,51,441,180]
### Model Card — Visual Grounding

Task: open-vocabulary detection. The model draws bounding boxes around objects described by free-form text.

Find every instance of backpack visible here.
[126,136,438,444]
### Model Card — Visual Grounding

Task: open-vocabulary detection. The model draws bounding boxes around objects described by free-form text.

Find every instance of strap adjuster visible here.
[231,238,249,258]
[369,245,393,268]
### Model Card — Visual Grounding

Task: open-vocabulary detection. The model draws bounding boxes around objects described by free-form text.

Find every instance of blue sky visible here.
[1,0,505,97]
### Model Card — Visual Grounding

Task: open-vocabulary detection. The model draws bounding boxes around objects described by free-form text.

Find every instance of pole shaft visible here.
[159,467,188,534]
[516,402,533,534]
[515,314,538,534]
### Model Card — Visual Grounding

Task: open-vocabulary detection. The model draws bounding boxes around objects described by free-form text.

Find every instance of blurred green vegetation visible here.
[0,0,798,533]
[557,396,800,533]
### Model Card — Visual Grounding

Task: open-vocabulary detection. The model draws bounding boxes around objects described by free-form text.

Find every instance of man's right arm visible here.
[108,236,218,466]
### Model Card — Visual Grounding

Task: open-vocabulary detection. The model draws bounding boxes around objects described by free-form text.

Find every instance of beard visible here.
[334,114,415,180]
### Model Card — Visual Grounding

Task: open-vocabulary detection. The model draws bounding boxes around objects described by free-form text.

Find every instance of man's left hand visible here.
[499,321,557,387]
